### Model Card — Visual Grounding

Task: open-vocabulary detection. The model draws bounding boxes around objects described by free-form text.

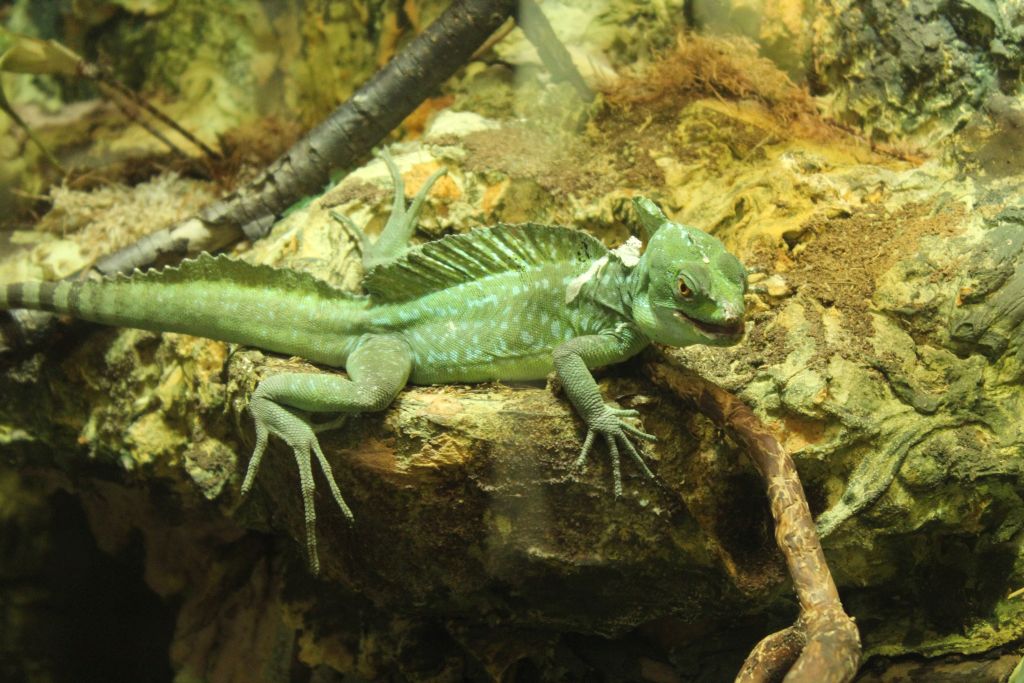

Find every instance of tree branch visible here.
[94,0,520,276]
[515,0,594,101]
[645,355,861,683]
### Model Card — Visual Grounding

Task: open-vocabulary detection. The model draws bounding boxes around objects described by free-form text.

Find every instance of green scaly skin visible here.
[0,156,748,573]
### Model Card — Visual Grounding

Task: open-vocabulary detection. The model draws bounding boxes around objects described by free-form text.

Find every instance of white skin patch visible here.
[565,255,609,304]
[564,236,644,305]
[612,236,643,267]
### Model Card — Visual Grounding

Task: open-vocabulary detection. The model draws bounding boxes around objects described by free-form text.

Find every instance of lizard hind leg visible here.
[330,151,447,270]
[242,334,414,574]
[243,397,352,575]
[361,149,447,269]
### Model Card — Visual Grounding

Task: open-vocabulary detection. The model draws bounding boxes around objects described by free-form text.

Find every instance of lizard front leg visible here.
[552,327,657,497]
[243,334,413,573]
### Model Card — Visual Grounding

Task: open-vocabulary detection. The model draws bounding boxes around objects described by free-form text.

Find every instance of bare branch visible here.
[645,354,861,683]
[515,0,594,101]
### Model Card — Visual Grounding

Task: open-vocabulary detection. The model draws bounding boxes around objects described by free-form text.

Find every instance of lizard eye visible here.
[677,277,692,298]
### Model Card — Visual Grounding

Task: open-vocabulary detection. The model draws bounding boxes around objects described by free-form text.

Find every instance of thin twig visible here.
[82,62,222,160]
[0,95,66,173]
[99,81,194,161]
[471,17,517,59]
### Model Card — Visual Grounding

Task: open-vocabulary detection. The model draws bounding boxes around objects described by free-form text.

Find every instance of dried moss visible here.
[602,33,818,126]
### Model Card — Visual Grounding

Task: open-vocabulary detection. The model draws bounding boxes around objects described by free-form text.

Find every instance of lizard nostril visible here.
[722,312,741,325]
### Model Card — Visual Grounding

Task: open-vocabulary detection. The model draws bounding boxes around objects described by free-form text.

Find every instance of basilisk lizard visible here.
[0,157,748,572]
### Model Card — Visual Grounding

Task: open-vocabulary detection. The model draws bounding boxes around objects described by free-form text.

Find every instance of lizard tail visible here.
[0,281,66,312]
[0,254,370,365]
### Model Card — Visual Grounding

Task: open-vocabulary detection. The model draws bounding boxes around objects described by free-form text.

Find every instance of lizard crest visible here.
[363,222,606,303]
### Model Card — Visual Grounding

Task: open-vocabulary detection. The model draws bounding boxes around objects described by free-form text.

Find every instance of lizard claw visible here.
[243,397,354,575]
[575,404,657,497]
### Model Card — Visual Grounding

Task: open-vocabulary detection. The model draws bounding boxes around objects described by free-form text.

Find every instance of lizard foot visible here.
[243,396,353,574]
[576,405,657,497]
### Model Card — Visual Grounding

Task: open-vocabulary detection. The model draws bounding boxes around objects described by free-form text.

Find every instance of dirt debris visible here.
[458,124,603,198]
[786,203,965,340]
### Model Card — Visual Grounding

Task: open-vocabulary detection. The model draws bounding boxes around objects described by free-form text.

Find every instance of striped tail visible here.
[0,254,370,366]
[1,280,69,314]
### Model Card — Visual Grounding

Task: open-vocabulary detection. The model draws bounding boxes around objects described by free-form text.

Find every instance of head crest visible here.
[632,197,692,246]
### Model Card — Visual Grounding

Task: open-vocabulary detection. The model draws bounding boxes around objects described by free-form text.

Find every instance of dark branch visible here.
[94,0,520,276]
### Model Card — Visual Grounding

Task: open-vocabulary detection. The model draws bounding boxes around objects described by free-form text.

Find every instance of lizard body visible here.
[0,161,748,572]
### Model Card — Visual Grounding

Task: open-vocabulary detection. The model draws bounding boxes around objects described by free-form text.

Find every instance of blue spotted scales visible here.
[0,160,748,572]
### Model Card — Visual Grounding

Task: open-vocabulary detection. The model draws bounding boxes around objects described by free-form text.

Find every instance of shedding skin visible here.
[0,161,748,573]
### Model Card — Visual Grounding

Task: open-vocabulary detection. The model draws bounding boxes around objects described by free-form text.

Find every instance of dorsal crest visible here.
[363,223,607,303]
[117,252,359,301]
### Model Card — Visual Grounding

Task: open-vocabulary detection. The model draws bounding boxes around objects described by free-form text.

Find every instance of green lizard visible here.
[0,161,747,572]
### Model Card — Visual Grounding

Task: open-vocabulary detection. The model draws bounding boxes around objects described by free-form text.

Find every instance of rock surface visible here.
[2,1,1024,681]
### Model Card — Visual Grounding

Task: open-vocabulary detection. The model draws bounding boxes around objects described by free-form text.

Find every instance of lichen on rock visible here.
[812,0,1024,143]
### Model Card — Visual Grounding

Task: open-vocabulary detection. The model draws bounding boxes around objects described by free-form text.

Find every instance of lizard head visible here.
[628,197,747,348]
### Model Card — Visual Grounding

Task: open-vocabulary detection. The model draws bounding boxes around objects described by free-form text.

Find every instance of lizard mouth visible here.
[674,310,745,339]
